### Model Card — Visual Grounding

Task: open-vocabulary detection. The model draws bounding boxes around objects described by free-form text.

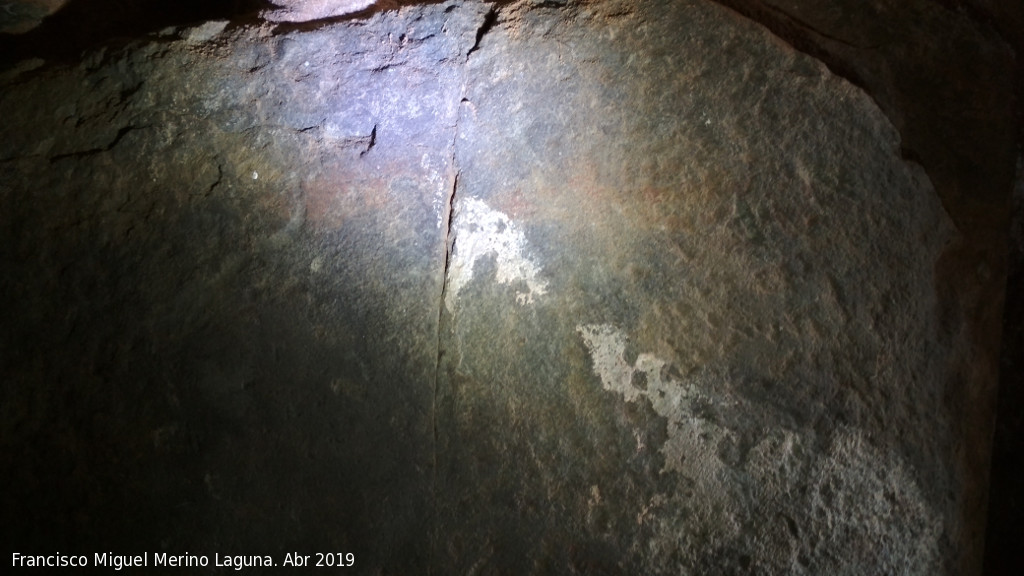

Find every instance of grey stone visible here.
[263,0,378,22]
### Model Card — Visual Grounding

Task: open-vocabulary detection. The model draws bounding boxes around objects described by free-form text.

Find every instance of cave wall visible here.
[0,0,1018,574]
[988,156,1024,576]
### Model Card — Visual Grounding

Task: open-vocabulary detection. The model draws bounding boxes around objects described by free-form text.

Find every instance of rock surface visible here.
[263,0,379,22]
[0,0,1016,574]
[700,3,1018,572]
[436,2,958,572]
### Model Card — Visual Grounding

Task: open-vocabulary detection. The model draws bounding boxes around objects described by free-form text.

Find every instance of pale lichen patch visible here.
[445,198,548,311]
[577,323,941,572]
[576,323,730,480]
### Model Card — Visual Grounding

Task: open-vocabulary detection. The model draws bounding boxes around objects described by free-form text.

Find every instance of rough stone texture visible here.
[0,0,1016,574]
[690,1,1020,572]
[263,0,378,22]
[0,5,482,572]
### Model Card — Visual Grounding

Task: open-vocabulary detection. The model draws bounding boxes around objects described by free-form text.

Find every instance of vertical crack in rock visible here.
[431,3,485,501]
[430,0,500,521]
[206,162,223,196]
[432,166,457,488]
[359,123,377,157]
[466,5,497,60]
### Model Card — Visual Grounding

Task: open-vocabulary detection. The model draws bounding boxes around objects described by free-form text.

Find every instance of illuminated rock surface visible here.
[0,0,1017,574]
[263,0,379,22]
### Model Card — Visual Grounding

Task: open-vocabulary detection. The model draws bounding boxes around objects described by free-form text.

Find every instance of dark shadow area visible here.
[985,157,1024,575]
[981,4,1023,574]
[0,0,275,68]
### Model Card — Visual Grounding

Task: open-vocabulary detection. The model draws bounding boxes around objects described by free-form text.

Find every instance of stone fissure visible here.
[358,123,377,157]
[467,5,497,60]
[431,3,485,500]
[207,162,224,195]
[432,166,456,484]
[49,124,139,162]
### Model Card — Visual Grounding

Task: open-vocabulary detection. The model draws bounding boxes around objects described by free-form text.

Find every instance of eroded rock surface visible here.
[696,3,1018,571]
[435,2,961,572]
[0,0,1015,574]
[263,0,378,22]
